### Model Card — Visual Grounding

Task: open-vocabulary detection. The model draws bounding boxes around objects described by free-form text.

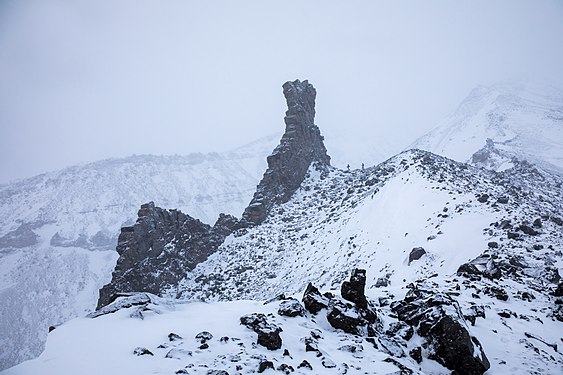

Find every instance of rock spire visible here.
[241,79,330,226]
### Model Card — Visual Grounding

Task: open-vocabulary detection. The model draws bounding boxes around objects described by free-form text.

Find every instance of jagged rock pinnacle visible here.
[241,79,331,226]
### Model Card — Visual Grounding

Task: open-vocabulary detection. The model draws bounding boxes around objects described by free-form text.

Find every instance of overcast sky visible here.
[1,0,562,183]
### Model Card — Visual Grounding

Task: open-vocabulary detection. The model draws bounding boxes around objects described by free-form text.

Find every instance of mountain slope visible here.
[0,138,277,370]
[5,151,562,375]
[410,82,563,173]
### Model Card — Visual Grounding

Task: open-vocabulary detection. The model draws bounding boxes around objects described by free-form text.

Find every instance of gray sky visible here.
[1,0,562,183]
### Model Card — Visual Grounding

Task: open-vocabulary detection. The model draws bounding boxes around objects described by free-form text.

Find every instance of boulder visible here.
[240,313,282,350]
[278,299,306,317]
[408,247,426,265]
[341,268,368,308]
[302,283,329,314]
[391,284,490,375]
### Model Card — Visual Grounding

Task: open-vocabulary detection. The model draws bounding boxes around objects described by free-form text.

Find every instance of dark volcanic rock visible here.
[391,284,490,375]
[97,202,238,308]
[341,268,368,308]
[457,256,501,280]
[302,283,329,314]
[408,247,426,265]
[133,347,153,356]
[240,79,331,226]
[257,360,274,373]
[240,313,282,350]
[278,299,306,317]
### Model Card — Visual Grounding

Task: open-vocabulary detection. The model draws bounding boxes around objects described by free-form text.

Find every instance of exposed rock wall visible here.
[97,202,237,308]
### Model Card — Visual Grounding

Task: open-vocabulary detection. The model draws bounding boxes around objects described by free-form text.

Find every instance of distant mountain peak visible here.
[411,82,563,173]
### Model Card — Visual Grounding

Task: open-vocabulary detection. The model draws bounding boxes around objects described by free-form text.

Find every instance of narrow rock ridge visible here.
[96,80,330,308]
[97,202,237,308]
[241,79,330,226]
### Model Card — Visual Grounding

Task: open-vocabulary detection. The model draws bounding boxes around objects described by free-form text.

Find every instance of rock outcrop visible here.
[241,79,330,226]
[391,284,490,375]
[97,202,237,308]
[96,80,330,308]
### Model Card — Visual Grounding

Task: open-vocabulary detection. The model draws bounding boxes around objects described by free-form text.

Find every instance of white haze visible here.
[0,0,562,183]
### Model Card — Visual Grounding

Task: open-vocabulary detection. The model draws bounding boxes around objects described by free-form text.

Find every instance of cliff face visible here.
[97,80,330,308]
[97,202,237,308]
[241,80,331,226]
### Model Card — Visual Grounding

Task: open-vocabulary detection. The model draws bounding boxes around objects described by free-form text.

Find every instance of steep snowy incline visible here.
[0,137,276,370]
[410,82,563,173]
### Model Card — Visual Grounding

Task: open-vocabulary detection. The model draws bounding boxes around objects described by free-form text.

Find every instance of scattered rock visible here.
[168,332,182,342]
[409,347,422,363]
[298,360,313,370]
[408,247,426,265]
[257,360,274,373]
[278,299,306,317]
[277,363,295,374]
[133,347,153,356]
[519,225,539,236]
[195,331,213,343]
[477,194,489,203]
[240,313,282,350]
[497,196,509,204]
[488,241,499,249]
[341,268,368,308]
[302,283,329,314]
[391,284,490,375]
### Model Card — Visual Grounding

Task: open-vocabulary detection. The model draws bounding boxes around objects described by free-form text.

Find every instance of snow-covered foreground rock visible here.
[4,264,562,375]
[0,139,277,370]
[411,82,563,173]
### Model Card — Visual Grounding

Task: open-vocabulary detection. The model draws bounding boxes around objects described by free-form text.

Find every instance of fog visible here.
[1,0,562,183]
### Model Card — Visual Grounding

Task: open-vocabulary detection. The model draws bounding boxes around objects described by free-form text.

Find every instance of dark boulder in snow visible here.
[257,360,274,373]
[278,299,306,317]
[133,347,153,356]
[195,331,213,343]
[519,224,539,236]
[304,270,380,336]
[341,268,368,308]
[391,284,490,375]
[240,313,282,350]
[302,283,329,314]
[457,255,501,280]
[408,247,426,265]
[477,194,489,203]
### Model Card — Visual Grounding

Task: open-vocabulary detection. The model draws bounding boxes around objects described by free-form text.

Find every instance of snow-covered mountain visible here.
[411,82,563,173]
[0,137,278,370]
[6,80,561,375]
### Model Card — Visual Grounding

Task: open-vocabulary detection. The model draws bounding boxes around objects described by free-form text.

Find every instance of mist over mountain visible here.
[411,82,563,174]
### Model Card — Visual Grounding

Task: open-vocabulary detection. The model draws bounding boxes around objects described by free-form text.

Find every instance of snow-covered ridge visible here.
[175,149,562,302]
[411,82,563,173]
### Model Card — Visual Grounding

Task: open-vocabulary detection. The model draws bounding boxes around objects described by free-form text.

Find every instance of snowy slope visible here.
[410,82,563,173]
[5,150,563,374]
[0,136,277,370]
